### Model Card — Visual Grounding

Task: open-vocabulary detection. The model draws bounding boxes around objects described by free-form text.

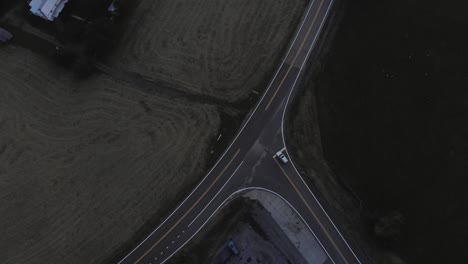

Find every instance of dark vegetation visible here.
[51,0,122,76]
[311,0,468,262]
[0,1,15,16]
[1,0,133,76]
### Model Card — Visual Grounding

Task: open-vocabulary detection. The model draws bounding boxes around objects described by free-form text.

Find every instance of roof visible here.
[0,28,12,42]
[29,0,69,21]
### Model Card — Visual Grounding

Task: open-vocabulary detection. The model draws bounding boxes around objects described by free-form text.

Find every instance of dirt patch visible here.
[0,46,219,264]
[287,0,468,263]
[111,0,307,102]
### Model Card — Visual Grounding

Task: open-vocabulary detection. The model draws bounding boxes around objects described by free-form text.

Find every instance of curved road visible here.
[119,0,366,263]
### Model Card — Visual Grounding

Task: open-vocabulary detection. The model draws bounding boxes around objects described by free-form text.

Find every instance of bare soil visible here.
[288,0,468,263]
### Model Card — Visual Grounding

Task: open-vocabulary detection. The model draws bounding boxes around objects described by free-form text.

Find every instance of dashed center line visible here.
[264,0,325,111]
[188,162,244,227]
[132,150,241,264]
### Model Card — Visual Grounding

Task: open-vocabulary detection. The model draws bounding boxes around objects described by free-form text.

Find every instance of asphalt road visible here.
[119,0,366,263]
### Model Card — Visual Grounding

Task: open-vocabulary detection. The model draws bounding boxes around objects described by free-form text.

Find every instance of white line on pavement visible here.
[280,0,363,262]
[188,162,244,227]
[159,187,335,264]
[118,0,321,263]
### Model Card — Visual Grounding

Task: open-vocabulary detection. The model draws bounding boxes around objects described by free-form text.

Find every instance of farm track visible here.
[95,63,242,112]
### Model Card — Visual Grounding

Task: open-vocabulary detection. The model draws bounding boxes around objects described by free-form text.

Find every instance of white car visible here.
[276,150,289,164]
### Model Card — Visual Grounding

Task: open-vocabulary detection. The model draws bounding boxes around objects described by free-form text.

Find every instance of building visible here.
[29,0,69,21]
[0,28,12,43]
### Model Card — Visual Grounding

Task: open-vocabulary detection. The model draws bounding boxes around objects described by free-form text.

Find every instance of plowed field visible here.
[0,47,219,264]
[113,0,306,101]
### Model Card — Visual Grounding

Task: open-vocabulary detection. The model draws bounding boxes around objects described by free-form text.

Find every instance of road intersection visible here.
[119,0,365,263]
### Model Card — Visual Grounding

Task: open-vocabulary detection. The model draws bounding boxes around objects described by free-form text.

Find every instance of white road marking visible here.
[279,0,362,262]
[159,187,334,264]
[188,162,244,227]
[154,6,333,247]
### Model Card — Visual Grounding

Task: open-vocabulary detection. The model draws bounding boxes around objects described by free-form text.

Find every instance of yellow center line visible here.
[265,0,325,111]
[274,158,349,264]
[134,149,241,264]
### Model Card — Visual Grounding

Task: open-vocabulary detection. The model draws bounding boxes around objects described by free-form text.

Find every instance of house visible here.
[29,0,69,21]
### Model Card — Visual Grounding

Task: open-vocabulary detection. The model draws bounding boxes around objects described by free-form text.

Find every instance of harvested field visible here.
[0,46,219,264]
[112,0,307,101]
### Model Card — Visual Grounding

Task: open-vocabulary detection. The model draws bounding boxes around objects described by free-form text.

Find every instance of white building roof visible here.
[29,0,69,21]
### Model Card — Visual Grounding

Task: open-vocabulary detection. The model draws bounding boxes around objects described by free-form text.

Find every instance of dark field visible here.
[290,0,467,263]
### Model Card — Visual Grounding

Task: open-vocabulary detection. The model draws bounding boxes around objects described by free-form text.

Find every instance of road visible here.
[119,0,366,263]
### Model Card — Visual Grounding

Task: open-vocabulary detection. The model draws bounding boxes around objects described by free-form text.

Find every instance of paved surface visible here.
[119,0,366,263]
[245,190,327,264]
